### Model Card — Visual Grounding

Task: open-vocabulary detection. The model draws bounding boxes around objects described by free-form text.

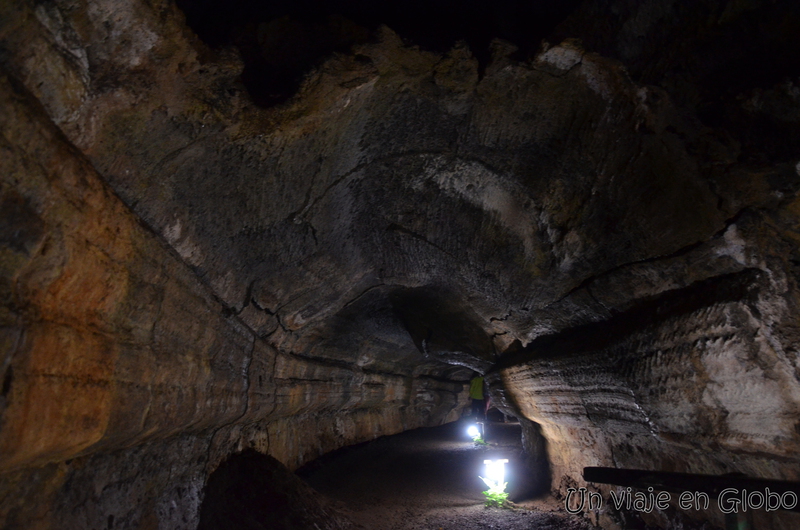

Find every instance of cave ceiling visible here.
[152,0,800,378]
[2,0,799,391]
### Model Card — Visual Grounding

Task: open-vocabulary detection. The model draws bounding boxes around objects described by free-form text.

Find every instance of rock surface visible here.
[198,450,354,530]
[0,33,462,528]
[1,0,800,528]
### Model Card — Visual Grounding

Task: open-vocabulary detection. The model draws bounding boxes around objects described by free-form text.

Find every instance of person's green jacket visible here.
[469,376,484,400]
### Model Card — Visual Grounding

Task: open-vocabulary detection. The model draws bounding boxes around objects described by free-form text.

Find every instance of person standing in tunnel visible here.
[469,373,485,421]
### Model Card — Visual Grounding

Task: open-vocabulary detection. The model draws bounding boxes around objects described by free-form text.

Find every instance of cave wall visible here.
[490,214,800,528]
[0,15,463,527]
[1,0,800,528]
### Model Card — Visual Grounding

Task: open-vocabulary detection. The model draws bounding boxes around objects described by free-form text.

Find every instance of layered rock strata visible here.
[1,0,800,529]
[0,47,461,529]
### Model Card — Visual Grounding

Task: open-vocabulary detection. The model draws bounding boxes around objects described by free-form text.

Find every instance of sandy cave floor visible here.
[297,419,595,530]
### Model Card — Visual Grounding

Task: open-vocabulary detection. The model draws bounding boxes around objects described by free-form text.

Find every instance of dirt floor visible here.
[297,418,596,530]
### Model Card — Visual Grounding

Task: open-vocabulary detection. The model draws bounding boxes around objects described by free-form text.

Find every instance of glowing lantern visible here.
[483,459,509,485]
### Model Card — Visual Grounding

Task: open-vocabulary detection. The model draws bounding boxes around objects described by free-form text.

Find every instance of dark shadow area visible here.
[552,0,800,166]
[197,450,353,530]
[496,267,764,369]
[389,286,497,372]
[516,417,552,501]
[175,0,583,106]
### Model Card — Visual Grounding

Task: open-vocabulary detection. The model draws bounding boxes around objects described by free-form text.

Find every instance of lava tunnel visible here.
[1,0,800,528]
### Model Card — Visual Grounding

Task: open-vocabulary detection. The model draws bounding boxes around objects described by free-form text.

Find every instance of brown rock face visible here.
[1,0,800,528]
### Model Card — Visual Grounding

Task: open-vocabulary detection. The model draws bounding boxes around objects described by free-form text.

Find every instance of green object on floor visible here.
[480,476,509,507]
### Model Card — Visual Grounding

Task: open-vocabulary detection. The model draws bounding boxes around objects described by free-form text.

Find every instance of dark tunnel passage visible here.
[199,419,559,530]
[3,0,800,529]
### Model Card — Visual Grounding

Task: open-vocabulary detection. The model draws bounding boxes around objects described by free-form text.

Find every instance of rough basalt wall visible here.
[0,67,462,528]
[1,0,800,528]
[490,215,800,528]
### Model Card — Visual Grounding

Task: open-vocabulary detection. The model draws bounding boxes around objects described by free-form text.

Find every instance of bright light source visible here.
[467,425,480,438]
[483,459,509,485]
[480,459,510,507]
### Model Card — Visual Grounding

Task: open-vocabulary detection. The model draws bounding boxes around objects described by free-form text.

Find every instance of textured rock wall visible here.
[2,0,800,528]
[0,53,462,529]
[486,2,800,528]
[490,212,800,528]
